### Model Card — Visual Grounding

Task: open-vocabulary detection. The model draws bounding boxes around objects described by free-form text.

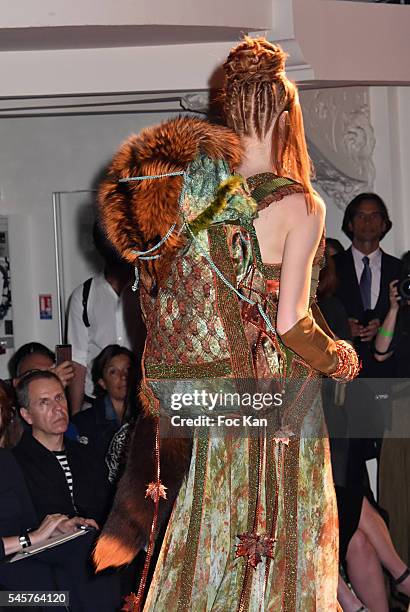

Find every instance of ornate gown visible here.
[95,118,338,611]
[143,173,338,611]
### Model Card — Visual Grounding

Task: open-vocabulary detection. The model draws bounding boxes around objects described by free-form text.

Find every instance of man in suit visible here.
[333,193,401,457]
[334,193,400,375]
[14,369,111,525]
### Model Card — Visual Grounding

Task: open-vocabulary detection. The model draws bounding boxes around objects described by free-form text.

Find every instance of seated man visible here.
[0,373,120,611]
[11,342,77,439]
[0,448,121,612]
[13,370,111,527]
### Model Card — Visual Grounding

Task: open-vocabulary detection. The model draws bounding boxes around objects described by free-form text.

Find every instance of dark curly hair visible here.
[342,193,392,241]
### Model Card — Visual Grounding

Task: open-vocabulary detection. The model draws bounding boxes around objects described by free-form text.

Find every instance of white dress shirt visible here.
[351,246,382,310]
[67,273,144,397]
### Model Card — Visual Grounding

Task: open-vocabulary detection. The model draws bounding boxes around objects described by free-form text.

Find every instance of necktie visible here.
[359,255,372,311]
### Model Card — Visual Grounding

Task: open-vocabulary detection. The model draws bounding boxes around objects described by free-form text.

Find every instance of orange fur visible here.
[94,117,241,572]
[93,534,135,571]
[93,416,192,570]
[98,117,242,284]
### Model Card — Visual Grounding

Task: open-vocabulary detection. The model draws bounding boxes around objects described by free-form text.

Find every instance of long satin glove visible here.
[279,311,360,382]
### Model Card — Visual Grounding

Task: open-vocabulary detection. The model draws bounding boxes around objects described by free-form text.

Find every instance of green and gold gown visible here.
[143,172,338,611]
[97,118,339,611]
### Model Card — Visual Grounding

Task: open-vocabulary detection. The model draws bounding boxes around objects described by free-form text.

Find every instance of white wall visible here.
[0,111,176,359]
[301,85,410,259]
[294,0,410,83]
[0,0,271,29]
[370,86,410,259]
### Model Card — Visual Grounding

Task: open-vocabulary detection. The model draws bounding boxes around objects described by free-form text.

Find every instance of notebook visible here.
[8,527,93,562]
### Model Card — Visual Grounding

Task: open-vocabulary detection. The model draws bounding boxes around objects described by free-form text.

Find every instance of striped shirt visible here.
[54,450,74,500]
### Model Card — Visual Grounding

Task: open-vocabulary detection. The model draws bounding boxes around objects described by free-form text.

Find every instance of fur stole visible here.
[94,416,192,570]
[98,116,242,286]
[94,117,242,571]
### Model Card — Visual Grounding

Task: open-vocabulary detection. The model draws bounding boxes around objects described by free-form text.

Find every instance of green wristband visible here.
[378,326,394,338]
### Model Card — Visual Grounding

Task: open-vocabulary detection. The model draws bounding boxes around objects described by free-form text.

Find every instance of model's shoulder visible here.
[279,191,325,229]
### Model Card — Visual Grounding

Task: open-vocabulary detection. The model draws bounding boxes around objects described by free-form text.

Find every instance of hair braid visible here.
[222,36,317,212]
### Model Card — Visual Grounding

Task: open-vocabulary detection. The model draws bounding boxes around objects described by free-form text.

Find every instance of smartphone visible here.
[359,309,373,327]
[55,344,72,366]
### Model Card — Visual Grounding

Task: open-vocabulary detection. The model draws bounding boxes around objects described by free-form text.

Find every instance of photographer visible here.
[375,251,410,570]
[373,250,410,376]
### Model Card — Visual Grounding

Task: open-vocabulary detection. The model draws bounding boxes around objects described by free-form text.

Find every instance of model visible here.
[93,37,359,611]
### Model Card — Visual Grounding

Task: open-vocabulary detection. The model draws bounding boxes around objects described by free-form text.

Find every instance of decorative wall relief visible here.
[181,87,377,212]
[180,92,209,114]
[300,87,375,210]
[307,140,371,210]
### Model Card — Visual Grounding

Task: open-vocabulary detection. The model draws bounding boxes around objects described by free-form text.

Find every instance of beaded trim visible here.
[247,173,304,212]
[329,341,360,382]
[283,438,299,611]
[255,185,306,212]
[176,434,210,611]
[208,226,256,379]
[145,358,232,380]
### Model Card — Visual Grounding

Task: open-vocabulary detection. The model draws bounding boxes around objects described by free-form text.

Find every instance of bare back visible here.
[249,180,326,335]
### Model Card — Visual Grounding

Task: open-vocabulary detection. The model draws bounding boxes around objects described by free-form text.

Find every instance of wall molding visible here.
[301,87,375,210]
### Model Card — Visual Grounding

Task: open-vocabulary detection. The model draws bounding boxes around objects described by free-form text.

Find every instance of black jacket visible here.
[0,449,39,560]
[13,432,111,525]
[72,396,120,459]
[333,247,401,377]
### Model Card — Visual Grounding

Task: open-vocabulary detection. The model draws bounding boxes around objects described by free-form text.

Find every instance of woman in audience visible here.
[326,236,345,257]
[73,344,137,458]
[0,379,121,611]
[318,250,366,611]
[318,251,410,611]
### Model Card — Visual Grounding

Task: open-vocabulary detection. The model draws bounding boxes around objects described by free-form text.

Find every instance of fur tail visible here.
[93,415,191,571]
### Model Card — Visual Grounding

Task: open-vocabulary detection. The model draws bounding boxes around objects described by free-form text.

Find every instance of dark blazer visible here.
[72,396,120,459]
[13,432,111,525]
[333,247,401,377]
[0,449,39,560]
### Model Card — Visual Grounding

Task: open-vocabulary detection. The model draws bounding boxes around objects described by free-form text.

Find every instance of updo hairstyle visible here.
[222,37,316,212]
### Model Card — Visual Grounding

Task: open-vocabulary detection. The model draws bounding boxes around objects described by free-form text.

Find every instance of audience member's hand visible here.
[348,318,363,338]
[359,318,380,342]
[56,516,99,534]
[51,361,75,387]
[30,513,69,545]
[388,280,400,312]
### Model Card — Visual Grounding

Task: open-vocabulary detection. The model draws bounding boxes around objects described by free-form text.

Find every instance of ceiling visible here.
[0,25,250,52]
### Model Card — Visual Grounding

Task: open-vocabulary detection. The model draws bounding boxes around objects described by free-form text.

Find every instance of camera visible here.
[398,274,410,301]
